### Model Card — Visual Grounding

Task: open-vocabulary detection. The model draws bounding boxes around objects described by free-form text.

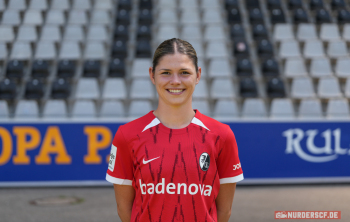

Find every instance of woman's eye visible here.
[162,72,170,75]
[182,71,190,74]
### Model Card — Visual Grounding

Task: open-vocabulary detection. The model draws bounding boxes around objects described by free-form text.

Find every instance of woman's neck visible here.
[153,101,195,129]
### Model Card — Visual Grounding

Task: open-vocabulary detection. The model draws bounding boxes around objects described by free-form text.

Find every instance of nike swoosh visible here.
[143,156,160,164]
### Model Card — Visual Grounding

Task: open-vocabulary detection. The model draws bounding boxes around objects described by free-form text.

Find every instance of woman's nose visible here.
[170,73,181,84]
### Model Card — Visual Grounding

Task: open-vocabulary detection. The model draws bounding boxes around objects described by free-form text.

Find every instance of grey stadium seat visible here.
[342,24,350,41]
[46,10,65,25]
[129,100,153,118]
[64,25,84,41]
[94,0,113,10]
[35,42,56,59]
[132,59,151,78]
[290,77,316,98]
[335,58,350,78]
[10,42,32,60]
[51,0,70,10]
[84,42,106,59]
[273,24,294,42]
[208,59,231,78]
[72,100,96,118]
[158,0,177,7]
[202,0,220,8]
[23,10,43,25]
[179,0,198,8]
[72,0,91,10]
[242,98,267,119]
[298,99,323,119]
[180,9,200,24]
[91,10,110,24]
[204,25,226,41]
[130,79,154,99]
[310,58,333,77]
[279,41,301,58]
[320,24,341,41]
[206,42,228,58]
[213,100,239,118]
[284,58,308,78]
[43,100,67,118]
[303,40,325,58]
[327,41,349,58]
[202,9,222,24]
[0,43,7,60]
[1,10,21,25]
[193,80,209,99]
[29,0,48,10]
[102,78,126,99]
[181,25,202,41]
[270,98,295,119]
[68,10,88,25]
[87,25,108,42]
[157,25,179,43]
[41,25,61,42]
[15,100,39,118]
[210,78,236,99]
[317,77,343,99]
[8,0,26,10]
[17,26,38,42]
[0,26,15,42]
[297,23,317,41]
[198,59,207,78]
[157,9,178,24]
[75,78,100,99]
[191,42,204,58]
[100,100,125,117]
[59,42,81,59]
[192,100,210,116]
[344,78,350,97]
[326,98,350,119]
[0,100,9,118]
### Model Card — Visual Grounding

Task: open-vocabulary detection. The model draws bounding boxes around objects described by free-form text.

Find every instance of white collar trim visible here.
[142,116,210,132]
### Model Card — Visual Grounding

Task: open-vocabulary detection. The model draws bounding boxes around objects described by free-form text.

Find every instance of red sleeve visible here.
[106,126,133,185]
[216,126,244,184]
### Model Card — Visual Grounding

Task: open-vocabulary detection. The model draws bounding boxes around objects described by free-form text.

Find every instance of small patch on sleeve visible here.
[108,145,117,172]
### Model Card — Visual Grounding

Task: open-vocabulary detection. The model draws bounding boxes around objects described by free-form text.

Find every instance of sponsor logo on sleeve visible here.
[233,163,241,170]
[108,145,117,172]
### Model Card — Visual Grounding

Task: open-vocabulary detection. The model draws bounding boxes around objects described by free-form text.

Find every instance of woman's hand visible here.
[113,184,135,222]
[215,183,237,222]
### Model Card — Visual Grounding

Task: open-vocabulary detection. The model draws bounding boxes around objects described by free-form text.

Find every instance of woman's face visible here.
[149,53,201,108]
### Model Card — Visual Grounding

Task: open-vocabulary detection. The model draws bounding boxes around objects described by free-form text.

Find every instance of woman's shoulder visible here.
[118,111,156,136]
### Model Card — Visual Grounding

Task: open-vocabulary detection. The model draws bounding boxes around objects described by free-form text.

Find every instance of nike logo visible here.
[143,156,160,164]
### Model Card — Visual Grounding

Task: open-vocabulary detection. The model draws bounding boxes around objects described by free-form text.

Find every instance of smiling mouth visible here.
[167,89,185,94]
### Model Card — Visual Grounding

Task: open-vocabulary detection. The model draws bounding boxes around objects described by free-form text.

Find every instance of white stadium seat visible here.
[100,100,125,117]
[193,80,209,99]
[131,59,152,78]
[317,77,342,99]
[273,24,294,42]
[210,79,236,99]
[102,78,126,99]
[279,41,301,58]
[326,98,350,119]
[129,100,153,118]
[335,58,350,78]
[270,98,295,119]
[310,58,333,77]
[214,100,239,118]
[192,100,210,116]
[72,100,96,118]
[242,98,267,118]
[284,58,308,78]
[75,78,100,99]
[130,79,154,99]
[290,77,316,98]
[298,99,323,119]
[43,100,67,118]
[15,100,39,118]
[297,23,317,41]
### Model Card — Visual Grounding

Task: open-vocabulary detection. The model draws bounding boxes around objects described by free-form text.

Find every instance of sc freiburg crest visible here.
[199,152,210,171]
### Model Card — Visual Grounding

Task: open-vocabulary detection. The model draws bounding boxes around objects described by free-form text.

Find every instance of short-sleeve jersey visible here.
[106,110,243,222]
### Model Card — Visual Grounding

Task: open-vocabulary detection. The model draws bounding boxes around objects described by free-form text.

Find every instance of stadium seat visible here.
[45,10,65,25]
[320,24,340,41]
[290,77,316,98]
[288,0,303,9]
[315,9,331,24]
[43,100,67,118]
[59,42,81,60]
[326,98,350,119]
[180,9,200,24]
[191,42,204,58]
[0,79,17,100]
[100,100,125,117]
[261,58,279,77]
[72,0,91,10]
[68,10,88,25]
[257,39,274,58]
[202,9,222,24]
[0,43,6,60]
[270,8,286,24]
[102,78,127,99]
[158,0,176,7]
[57,60,76,78]
[35,42,56,59]
[284,58,308,78]
[213,100,239,118]
[208,59,231,78]
[0,100,9,118]
[111,40,128,59]
[298,99,323,119]
[338,9,350,24]
[303,40,325,58]
[293,8,309,23]
[192,100,211,116]
[193,81,209,99]
[51,0,70,10]
[116,9,130,25]
[331,0,346,10]
[202,0,220,8]
[15,100,39,118]
[41,25,61,42]
[6,60,25,79]
[31,60,50,78]
[118,0,132,10]
[158,9,178,24]
[136,40,152,58]
[240,78,258,98]
[230,24,245,41]
[204,26,226,41]
[179,0,197,8]
[211,78,236,99]
[8,0,26,10]
[87,25,108,42]
[296,23,317,41]
[132,59,151,78]
[198,59,207,77]
[237,58,253,77]
[225,0,239,9]
[343,24,350,41]
[234,40,250,58]
[137,25,151,41]
[310,58,333,77]
[83,60,101,78]
[108,58,125,77]
[139,0,153,9]
[249,8,264,24]
[130,79,154,99]
[75,78,99,99]
[23,10,43,25]
[0,0,4,11]
[242,98,267,118]
[128,100,153,117]
[267,77,286,98]
[270,98,295,119]
[279,41,301,58]
[157,26,179,42]
[327,41,349,58]
[139,8,153,25]
[181,25,202,40]
[11,42,32,60]
[317,77,342,98]
[335,58,350,78]
[51,78,71,99]
[345,78,350,97]
[84,42,106,59]
[17,25,38,42]
[267,0,282,9]
[0,26,15,42]
[227,7,242,24]
[64,25,84,41]
[1,10,21,25]
[273,24,294,42]
[246,0,260,9]
[25,79,45,99]
[72,100,96,118]
[206,42,228,58]
[115,24,129,41]
[310,0,324,10]
[91,10,110,24]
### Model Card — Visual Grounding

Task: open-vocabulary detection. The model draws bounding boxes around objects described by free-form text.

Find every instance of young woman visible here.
[106,38,244,222]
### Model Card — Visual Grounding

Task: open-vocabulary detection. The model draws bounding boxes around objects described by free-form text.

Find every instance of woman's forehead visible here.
[156,53,195,70]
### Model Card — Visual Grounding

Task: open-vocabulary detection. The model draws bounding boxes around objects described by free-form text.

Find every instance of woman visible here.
[106,38,244,222]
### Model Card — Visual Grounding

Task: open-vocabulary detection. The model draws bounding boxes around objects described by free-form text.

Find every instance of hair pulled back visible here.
[152,38,198,72]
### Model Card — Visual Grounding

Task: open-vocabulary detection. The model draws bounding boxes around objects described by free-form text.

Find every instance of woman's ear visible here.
[149,67,156,85]
[196,67,202,85]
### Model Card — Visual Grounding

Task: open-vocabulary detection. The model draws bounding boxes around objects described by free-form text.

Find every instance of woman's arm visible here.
[113,184,135,222]
[215,183,237,222]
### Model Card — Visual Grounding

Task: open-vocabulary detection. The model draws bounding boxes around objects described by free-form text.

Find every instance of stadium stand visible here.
[0,0,349,119]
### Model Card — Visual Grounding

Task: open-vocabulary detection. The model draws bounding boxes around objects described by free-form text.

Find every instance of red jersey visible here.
[106,110,243,222]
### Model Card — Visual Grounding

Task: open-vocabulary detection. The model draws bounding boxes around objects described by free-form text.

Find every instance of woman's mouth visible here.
[166,89,185,95]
